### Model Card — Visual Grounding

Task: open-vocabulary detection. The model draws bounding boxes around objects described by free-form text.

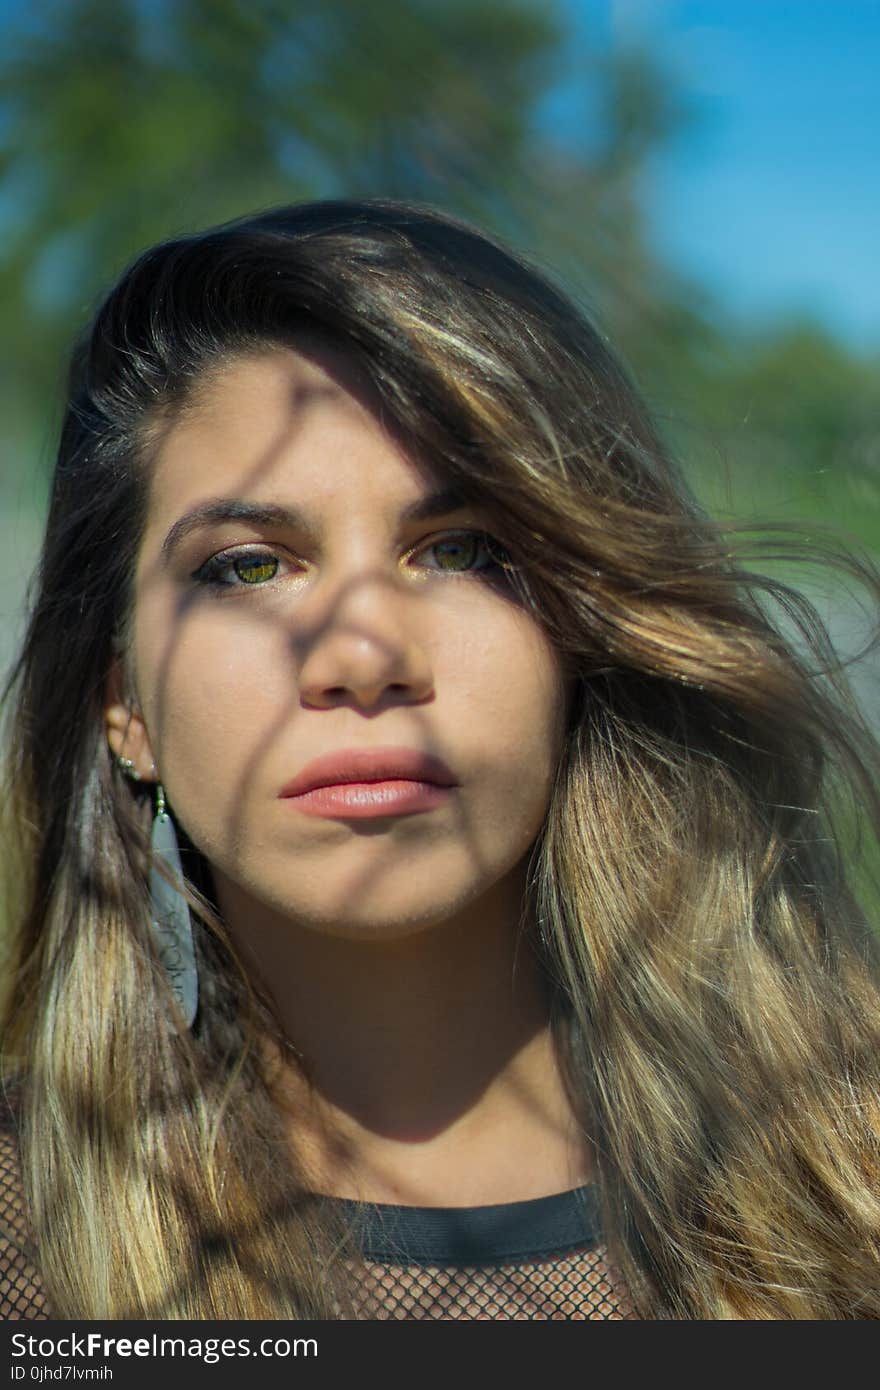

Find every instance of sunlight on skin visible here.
[105,346,587,1205]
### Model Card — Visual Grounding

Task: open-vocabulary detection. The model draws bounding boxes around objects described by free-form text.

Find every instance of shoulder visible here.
[0,1082,51,1319]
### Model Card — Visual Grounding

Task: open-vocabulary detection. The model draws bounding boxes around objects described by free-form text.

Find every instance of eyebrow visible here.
[160,487,471,562]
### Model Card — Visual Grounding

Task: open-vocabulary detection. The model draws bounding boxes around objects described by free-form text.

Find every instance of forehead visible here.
[144,346,436,523]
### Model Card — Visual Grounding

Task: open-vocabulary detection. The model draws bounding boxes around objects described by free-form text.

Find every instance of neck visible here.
[217,874,591,1206]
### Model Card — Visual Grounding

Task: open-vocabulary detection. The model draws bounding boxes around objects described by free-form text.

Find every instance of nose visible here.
[294,574,435,712]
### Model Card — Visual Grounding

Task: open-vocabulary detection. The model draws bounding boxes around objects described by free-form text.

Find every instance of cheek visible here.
[135,607,293,787]
[466,612,565,743]
[452,615,566,814]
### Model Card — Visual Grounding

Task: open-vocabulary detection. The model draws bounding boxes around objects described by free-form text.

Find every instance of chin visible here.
[215,846,526,946]
[290,890,476,942]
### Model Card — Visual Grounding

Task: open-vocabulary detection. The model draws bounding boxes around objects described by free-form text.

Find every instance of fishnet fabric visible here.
[0,1117,632,1320]
[0,1127,50,1320]
[351,1245,633,1319]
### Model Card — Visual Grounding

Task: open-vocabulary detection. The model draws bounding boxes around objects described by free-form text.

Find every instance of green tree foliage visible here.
[0,1,700,444]
[0,0,876,913]
[0,0,877,559]
[690,320,880,533]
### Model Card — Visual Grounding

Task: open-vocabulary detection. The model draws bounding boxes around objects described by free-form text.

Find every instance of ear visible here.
[104,659,157,782]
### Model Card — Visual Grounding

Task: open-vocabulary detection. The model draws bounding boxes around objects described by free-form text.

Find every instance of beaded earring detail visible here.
[149,782,199,1028]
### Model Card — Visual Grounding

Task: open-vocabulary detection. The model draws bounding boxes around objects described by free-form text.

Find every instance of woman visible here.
[1,200,879,1319]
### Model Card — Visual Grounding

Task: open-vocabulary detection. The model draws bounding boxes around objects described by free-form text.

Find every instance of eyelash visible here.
[191,531,511,590]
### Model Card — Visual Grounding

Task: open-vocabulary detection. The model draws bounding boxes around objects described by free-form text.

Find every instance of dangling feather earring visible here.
[149,782,199,1028]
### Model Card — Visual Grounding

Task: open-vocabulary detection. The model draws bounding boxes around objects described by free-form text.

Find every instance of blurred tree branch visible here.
[0,0,694,408]
[0,0,877,559]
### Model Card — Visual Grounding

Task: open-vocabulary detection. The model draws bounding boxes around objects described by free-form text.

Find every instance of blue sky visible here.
[564,0,880,349]
[1,0,876,350]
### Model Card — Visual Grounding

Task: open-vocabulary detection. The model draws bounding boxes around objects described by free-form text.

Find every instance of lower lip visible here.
[282,779,454,819]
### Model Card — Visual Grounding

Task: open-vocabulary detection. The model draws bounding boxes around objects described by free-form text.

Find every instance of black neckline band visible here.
[319,1184,601,1266]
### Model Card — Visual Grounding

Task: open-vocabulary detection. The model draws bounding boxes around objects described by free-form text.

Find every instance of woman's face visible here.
[109,347,568,941]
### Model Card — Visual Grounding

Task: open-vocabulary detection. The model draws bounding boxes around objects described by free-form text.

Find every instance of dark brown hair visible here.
[3,200,880,1317]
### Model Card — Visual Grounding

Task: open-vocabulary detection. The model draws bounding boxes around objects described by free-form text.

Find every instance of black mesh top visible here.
[0,1120,633,1320]
[325,1185,633,1319]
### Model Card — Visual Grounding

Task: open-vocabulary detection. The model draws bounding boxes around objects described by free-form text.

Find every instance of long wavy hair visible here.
[2,200,880,1318]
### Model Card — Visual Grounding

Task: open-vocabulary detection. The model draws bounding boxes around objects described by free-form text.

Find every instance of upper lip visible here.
[279,746,458,797]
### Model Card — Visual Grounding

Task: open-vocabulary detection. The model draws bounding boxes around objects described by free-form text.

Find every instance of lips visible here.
[278,746,458,798]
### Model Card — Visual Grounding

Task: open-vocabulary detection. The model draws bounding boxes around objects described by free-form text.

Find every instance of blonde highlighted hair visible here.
[2,200,879,1316]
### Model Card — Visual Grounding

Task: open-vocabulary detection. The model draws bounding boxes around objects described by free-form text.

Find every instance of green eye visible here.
[193,550,284,588]
[233,555,278,585]
[418,532,512,575]
[429,535,485,571]
[414,531,512,576]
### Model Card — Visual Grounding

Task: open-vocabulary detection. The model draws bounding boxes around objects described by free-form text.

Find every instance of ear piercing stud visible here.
[116,755,158,782]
